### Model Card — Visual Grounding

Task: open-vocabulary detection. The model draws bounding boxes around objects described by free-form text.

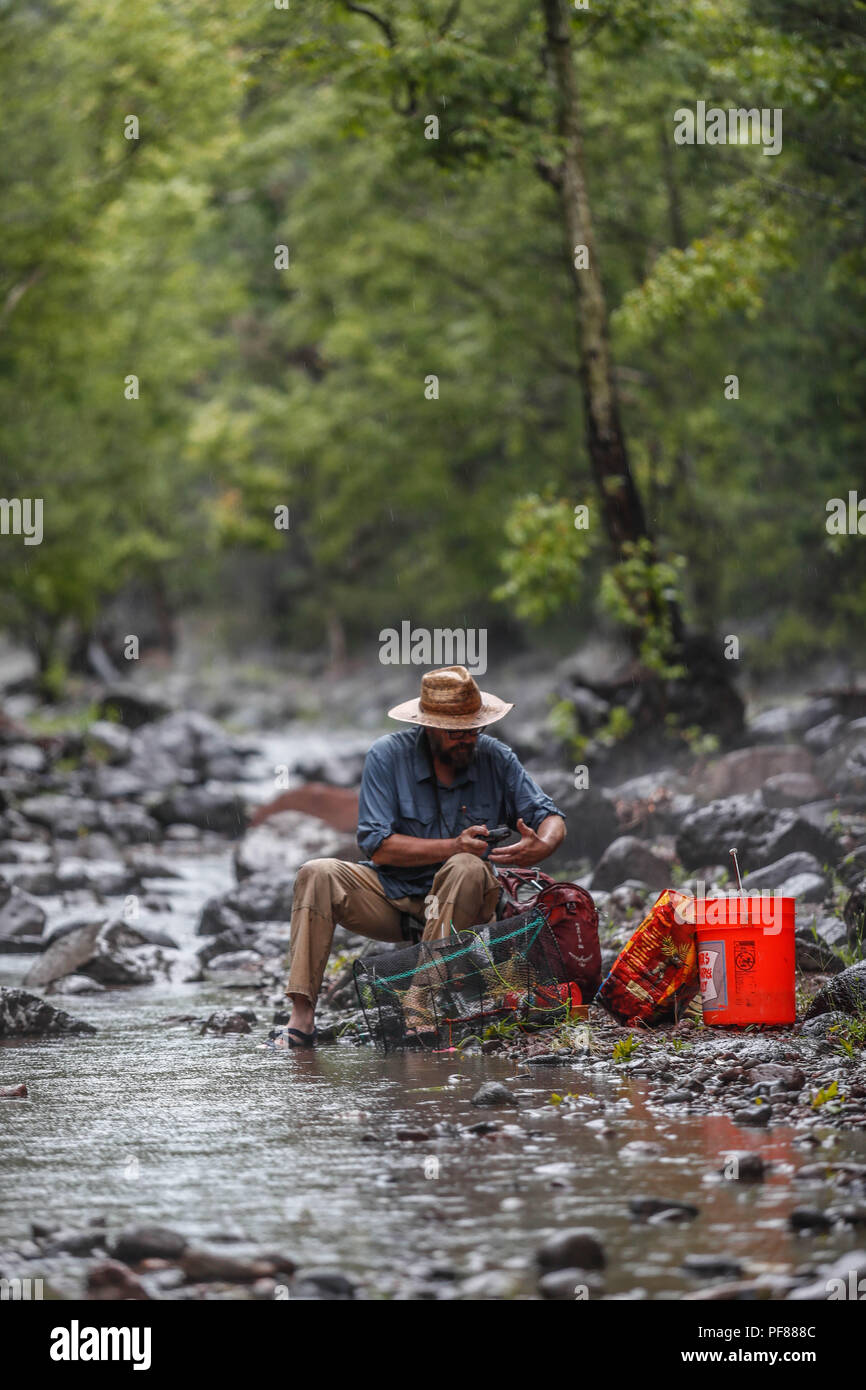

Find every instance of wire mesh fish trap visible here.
[353,906,577,1050]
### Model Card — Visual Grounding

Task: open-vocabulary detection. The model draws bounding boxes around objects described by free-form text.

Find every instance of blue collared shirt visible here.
[357,727,565,899]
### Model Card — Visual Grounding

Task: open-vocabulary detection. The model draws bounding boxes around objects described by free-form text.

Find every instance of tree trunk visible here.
[540,0,685,649]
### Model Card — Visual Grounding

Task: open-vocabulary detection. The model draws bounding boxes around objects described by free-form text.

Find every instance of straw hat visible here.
[387,666,513,730]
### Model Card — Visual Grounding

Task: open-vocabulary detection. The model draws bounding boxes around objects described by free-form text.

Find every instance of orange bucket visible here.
[695,895,795,1026]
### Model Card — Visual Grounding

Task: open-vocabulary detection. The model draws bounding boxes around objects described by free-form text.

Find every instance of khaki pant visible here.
[286,853,501,1004]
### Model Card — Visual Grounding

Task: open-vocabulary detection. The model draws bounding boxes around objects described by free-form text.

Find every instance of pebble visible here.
[731,1104,772,1127]
[0,1083,27,1098]
[629,1197,698,1221]
[682,1253,744,1278]
[110,1224,188,1263]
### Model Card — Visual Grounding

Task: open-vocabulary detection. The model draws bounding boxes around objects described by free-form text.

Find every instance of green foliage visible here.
[600,541,687,678]
[1,0,865,679]
[612,1033,640,1063]
[494,492,595,623]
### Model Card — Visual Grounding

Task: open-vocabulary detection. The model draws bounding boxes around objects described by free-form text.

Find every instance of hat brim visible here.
[386,695,513,730]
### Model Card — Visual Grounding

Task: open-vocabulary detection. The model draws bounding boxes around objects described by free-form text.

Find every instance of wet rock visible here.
[396,1128,432,1142]
[790,1207,833,1232]
[804,714,848,755]
[537,1228,605,1272]
[180,1250,275,1283]
[747,706,830,742]
[0,1083,27,1098]
[843,875,866,943]
[731,1104,772,1127]
[470,1082,517,1107]
[660,1090,694,1105]
[234,811,345,881]
[18,793,102,836]
[817,720,866,796]
[741,851,824,891]
[197,870,297,936]
[618,1140,662,1160]
[786,1249,866,1301]
[762,773,827,808]
[152,785,247,836]
[677,792,839,871]
[25,919,155,988]
[48,974,107,996]
[466,1120,500,1135]
[200,1009,256,1035]
[87,1259,151,1300]
[41,1228,106,1256]
[204,950,265,986]
[719,1151,766,1181]
[801,1010,849,1037]
[826,1204,866,1227]
[748,1063,805,1091]
[590,836,670,892]
[290,1267,357,1299]
[629,1197,698,1221]
[805,962,866,1019]
[780,872,829,904]
[110,1225,188,1263]
[696,745,813,801]
[0,878,47,939]
[795,931,845,974]
[682,1254,743,1278]
[85,720,134,763]
[196,924,263,965]
[539,1268,604,1300]
[97,687,174,729]
[0,987,95,1037]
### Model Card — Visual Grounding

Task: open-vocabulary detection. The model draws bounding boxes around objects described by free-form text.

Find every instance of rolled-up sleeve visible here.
[503,751,565,832]
[357,743,397,857]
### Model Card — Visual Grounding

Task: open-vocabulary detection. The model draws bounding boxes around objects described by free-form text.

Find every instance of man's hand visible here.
[489,817,545,867]
[489,817,555,868]
[455,824,490,857]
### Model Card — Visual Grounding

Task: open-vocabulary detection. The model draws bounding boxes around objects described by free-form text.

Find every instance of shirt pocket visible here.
[396,790,437,839]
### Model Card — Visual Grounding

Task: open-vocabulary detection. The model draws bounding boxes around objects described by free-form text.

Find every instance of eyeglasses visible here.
[441,727,481,739]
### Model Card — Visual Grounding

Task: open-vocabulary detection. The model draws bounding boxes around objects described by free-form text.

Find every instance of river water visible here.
[2,805,866,1300]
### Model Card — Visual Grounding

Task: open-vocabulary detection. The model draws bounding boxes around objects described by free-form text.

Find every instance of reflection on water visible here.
[1,845,864,1299]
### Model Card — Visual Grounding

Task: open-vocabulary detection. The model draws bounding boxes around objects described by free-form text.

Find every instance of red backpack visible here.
[494,867,602,1001]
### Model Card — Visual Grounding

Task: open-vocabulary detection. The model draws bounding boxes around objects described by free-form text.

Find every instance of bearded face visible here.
[427,726,479,771]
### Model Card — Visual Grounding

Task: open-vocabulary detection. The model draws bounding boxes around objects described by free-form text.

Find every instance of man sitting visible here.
[281,665,566,1046]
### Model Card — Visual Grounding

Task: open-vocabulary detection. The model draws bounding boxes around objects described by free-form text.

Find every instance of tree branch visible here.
[342,1,396,48]
[0,266,46,328]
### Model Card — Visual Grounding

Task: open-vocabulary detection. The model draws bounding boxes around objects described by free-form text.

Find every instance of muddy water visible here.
[2,842,865,1300]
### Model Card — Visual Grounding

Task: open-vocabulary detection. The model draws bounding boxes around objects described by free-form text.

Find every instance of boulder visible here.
[519,771,619,861]
[778,872,829,903]
[590,836,669,891]
[804,714,848,756]
[233,811,344,881]
[742,852,825,891]
[152,784,247,836]
[24,919,155,988]
[817,719,866,796]
[200,1009,256,1035]
[762,772,827,808]
[804,962,866,1019]
[0,880,47,939]
[0,986,96,1037]
[470,1082,517,1107]
[197,871,297,936]
[694,746,812,802]
[48,974,107,996]
[676,793,839,871]
[18,794,102,836]
[746,704,833,742]
[203,950,265,986]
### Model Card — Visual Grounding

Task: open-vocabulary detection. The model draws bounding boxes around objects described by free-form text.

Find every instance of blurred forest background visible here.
[1,0,864,701]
